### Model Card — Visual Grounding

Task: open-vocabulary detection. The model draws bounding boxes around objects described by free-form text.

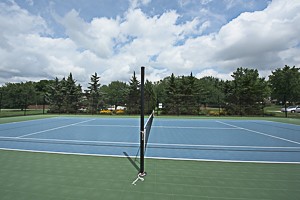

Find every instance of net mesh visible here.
[0,136,139,148]
[134,111,154,161]
[1,136,299,153]
[144,111,154,151]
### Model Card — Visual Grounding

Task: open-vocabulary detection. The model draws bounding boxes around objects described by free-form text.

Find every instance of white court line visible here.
[146,142,300,149]
[0,148,299,164]
[153,126,237,129]
[1,136,299,150]
[77,124,139,128]
[145,155,300,164]
[216,120,300,145]
[0,136,138,146]
[76,124,237,130]
[0,116,60,125]
[17,119,95,138]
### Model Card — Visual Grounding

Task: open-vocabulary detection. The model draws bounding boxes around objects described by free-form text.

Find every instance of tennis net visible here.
[134,111,154,161]
[144,111,154,151]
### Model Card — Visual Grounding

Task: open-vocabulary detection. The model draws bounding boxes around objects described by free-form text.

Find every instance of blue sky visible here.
[0,0,299,86]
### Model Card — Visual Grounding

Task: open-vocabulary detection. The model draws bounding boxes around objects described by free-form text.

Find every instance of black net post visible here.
[140,66,146,176]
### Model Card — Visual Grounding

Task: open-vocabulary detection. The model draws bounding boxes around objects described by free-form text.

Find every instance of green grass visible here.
[0,114,56,124]
[0,112,300,126]
[155,115,300,125]
[264,105,282,112]
[0,113,141,124]
[264,105,300,118]
[0,150,299,200]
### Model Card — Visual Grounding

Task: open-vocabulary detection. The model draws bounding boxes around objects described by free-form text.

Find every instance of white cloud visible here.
[0,0,300,87]
[195,69,232,80]
[200,0,213,5]
[161,0,300,76]
[94,8,204,83]
[0,1,48,34]
[213,0,300,70]
[57,9,121,58]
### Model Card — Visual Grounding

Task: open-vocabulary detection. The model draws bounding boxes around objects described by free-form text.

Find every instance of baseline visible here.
[1,148,299,164]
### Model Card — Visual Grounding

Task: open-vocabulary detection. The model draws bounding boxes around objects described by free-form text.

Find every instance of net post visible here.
[139,66,146,176]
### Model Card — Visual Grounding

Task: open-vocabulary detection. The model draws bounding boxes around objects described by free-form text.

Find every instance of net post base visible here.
[138,172,147,177]
[132,172,147,185]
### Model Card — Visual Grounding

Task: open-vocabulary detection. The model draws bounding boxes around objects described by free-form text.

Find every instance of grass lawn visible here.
[1,111,300,125]
[264,105,300,118]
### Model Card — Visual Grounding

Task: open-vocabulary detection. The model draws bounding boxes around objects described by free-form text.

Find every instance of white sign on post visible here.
[158,103,163,109]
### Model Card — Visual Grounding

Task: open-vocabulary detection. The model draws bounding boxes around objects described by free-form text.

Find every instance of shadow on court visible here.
[123,152,139,172]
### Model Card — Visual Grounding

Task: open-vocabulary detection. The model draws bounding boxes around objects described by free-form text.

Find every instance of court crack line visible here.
[216,121,300,145]
[17,119,96,138]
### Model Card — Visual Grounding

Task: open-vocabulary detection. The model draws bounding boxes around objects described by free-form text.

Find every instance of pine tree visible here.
[182,72,198,114]
[64,73,82,113]
[165,73,179,114]
[127,71,140,114]
[46,74,82,114]
[145,80,156,114]
[46,77,64,113]
[87,72,101,114]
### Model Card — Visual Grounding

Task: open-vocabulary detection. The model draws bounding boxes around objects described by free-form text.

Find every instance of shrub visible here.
[208,111,219,116]
[219,110,227,116]
[115,110,125,115]
[100,110,112,115]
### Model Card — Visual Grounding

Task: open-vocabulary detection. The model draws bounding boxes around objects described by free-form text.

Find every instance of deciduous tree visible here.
[269,65,300,105]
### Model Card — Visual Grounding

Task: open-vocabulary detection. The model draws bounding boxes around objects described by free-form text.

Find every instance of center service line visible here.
[216,120,300,145]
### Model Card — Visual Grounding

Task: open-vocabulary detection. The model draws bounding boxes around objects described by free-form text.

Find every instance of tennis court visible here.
[1,116,300,199]
[0,116,300,163]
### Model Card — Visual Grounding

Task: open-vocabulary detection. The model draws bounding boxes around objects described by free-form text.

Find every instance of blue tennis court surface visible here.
[0,117,300,163]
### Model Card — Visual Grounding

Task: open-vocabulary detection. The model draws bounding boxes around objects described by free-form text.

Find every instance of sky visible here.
[0,0,300,87]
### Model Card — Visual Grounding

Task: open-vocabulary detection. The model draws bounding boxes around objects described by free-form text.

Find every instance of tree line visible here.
[0,65,299,116]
